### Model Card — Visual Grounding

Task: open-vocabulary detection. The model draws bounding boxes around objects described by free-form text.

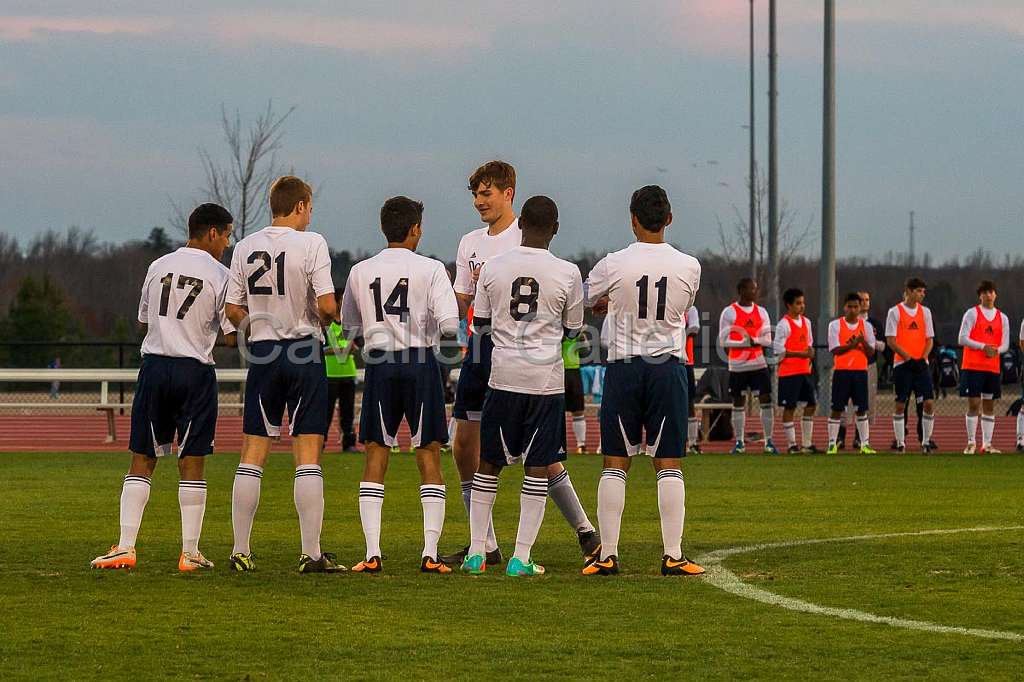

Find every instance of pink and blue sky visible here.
[1,1,1021,260]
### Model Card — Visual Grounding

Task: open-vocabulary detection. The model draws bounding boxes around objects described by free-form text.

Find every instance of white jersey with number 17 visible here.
[474,246,584,395]
[138,247,234,365]
[341,248,459,352]
[226,226,335,342]
[584,242,701,361]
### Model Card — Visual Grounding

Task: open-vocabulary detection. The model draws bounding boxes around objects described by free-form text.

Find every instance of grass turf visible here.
[1,451,1023,680]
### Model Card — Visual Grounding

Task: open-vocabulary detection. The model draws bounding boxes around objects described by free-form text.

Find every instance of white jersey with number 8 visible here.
[226,226,335,342]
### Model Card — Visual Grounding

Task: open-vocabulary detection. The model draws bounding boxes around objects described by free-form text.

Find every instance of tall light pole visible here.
[818,0,837,412]
[767,0,779,319]
[749,0,757,280]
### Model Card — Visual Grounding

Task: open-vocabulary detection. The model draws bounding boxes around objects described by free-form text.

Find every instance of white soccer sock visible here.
[801,417,814,448]
[827,418,840,446]
[1018,411,1024,445]
[548,468,594,533]
[893,415,906,447]
[419,484,445,559]
[294,465,324,560]
[783,421,797,449]
[855,415,870,447]
[178,480,207,555]
[358,481,385,560]
[760,405,775,442]
[572,416,587,450]
[118,474,151,549]
[462,478,497,552]
[448,419,457,444]
[231,464,262,555]
[966,414,979,445]
[656,469,685,560]
[514,476,549,563]
[469,473,498,556]
[597,468,627,560]
[922,413,934,445]
[687,418,700,447]
[981,415,995,448]
[731,407,746,444]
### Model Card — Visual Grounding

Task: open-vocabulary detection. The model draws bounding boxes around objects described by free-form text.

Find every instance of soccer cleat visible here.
[352,556,382,574]
[229,552,255,572]
[895,444,906,453]
[575,446,586,455]
[922,443,935,454]
[578,529,601,561]
[802,445,821,454]
[178,551,214,572]
[981,446,1001,454]
[91,545,136,570]
[825,443,838,455]
[298,552,347,573]
[687,443,703,455]
[661,555,705,576]
[763,439,779,455]
[859,444,877,454]
[506,557,546,577]
[389,446,401,454]
[460,553,486,575]
[420,556,453,574]
[730,441,746,454]
[582,555,620,576]
[1017,443,1024,453]
[964,443,977,455]
[787,445,801,454]
[441,545,503,567]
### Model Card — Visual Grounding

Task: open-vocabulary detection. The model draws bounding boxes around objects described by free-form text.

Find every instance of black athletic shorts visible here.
[600,355,688,458]
[892,361,935,403]
[729,368,772,398]
[359,348,448,448]
[243,338,329,438]
[480,388,566,468]
[453,334,494,421]
[129,355,217,458]
[959,369,1002,399]
[778,374,816,408]
[831,369,869,413]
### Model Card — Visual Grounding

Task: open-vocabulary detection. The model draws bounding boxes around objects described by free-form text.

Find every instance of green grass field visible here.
[2,451,1023,680]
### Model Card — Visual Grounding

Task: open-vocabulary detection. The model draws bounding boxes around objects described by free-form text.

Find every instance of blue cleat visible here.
[460,553,486,575]
[730,441,746,454]
[763,439,779,454]
[505,557,546,577]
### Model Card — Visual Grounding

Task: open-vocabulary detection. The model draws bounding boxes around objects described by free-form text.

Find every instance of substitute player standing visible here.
[958,280,1008,454]
[225,176,345,573]
[582,185,704,577]
[684,305,702,453]
[826,293,877,454]
[885,278,937,453]
[91,203,236,571]
[718,279,777,454]
[443,161,599,565]
[342,196,459,574]
[773,288,818,453]
[461,196,583,577]
[563,337,588,453]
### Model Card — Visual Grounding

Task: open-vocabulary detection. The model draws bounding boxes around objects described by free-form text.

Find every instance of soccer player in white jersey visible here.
[91,204,236,571]
[582,186,704,577]
[958,280,1009,454]
[224,176,344,573]
[460,196,583,577]
[684,306,702,453]
[885,277,936,453]
[718,278,777,454]
[341,197,459,574]
[443,161,600,566]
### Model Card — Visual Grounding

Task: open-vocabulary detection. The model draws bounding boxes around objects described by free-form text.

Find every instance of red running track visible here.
[0,414,1019,453]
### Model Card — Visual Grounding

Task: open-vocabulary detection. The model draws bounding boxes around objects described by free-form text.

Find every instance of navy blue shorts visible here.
[778,374,816,408]
[452,334,493,421]
[564,368,585,413]
[243,338,329,438]
[684,365,697,404]
[129,355,217,458]
[359,348,448,448]
[892,362,935,403]
[959,369,1002,399]
[600,355,688,458]
[480,388,566,467]
[831,369,869,412]
[729,368,772,398]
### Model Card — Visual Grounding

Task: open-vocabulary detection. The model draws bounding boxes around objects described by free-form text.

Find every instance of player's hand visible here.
[984,345,999,358]
[471,265,482,283]
[592,296,609,315]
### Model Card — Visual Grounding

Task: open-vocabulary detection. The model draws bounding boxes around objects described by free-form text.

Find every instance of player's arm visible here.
[718,307,748,348]
[224,244,250,332]
[828,322,853,355]
[471,265,493,335]
[958,309,986,351]
[452,237,476,320]
[756,308,773,348]
[582,257,611,309]
[860,323,876,357]
[308,237,339,325]
[431,263,461,340]
[922,308,934,361]
[563,267,585,340]
[340,275,363,345]
[998,313,1011,355]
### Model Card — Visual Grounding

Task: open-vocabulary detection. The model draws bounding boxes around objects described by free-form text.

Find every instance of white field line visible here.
[695,526,1024,642]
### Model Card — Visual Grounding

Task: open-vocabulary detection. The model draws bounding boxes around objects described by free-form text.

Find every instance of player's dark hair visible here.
[269,175,313,217]
[844,291,862,304]
[629,185,671,232]
[977,280,997,295]
[187,203,233,239]
[380,196,424,243]
[737,277,756,294]
[520,195,558,235]
[783,288,804,306]
[905,277,927,290]
[468,160,516,193]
